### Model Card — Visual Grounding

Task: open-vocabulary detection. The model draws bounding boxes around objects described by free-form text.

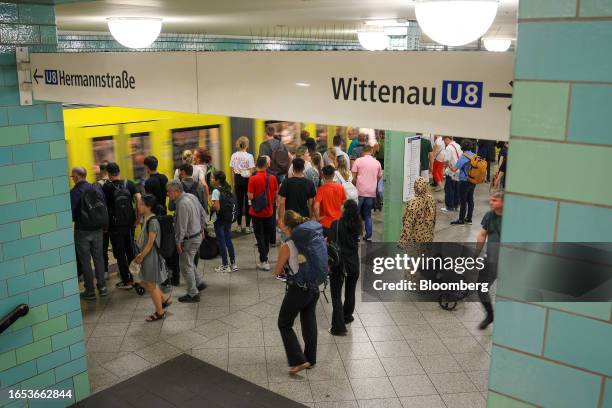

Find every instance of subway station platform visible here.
[80,185,493,408]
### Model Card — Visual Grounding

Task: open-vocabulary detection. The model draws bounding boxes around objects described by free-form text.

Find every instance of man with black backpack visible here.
[176,163,208,212]
[70,166,108,300]
[102,162,141,290]
[259,126,290,183]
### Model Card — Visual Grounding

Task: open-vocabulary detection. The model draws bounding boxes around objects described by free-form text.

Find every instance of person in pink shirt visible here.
[351,145,383,242]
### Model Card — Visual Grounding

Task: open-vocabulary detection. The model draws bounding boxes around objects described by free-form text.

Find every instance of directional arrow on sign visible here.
[33,68,43,84]
[489,81,513,110]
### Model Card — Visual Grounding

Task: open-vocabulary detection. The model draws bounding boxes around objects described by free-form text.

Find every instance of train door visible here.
[171,125,221,171]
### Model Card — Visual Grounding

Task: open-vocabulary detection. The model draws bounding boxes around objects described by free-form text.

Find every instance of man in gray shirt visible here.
[167,180,208,302]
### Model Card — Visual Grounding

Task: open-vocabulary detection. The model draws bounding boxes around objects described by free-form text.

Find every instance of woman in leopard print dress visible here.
[399,177,436,246]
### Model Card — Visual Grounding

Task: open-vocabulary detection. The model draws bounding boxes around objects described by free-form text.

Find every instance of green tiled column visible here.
[489,1,612,407]
[0,2,89,406]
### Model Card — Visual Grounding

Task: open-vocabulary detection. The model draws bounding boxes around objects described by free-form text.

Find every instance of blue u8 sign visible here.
[44,69,58,85]
[441,80,483,109]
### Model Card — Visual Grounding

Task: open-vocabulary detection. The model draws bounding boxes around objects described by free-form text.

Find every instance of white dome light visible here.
[483,37,512,52]
[415,0,499,46]
[357,29,389,51]
[107,17,162,49]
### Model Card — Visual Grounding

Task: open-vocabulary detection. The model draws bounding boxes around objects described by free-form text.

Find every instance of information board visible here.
[403,136,422,202]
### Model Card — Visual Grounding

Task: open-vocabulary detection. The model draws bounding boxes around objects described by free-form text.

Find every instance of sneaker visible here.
[80,291,96,301]
[257,262,271,271]
[98,287,108,297]
[440,207,450,213]
[246,227,254,234]
[178,294,200,303]
[450,220,465,225]
[276,274,287,282]
[465,219,473,225]
[364,237,372,243]
[230,263,239,272]
[215,265,231,273]
[197,282,208,292]
[116,281,133,290]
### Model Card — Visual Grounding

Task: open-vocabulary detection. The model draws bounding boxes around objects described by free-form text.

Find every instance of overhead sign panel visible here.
[32,51,513,140]
[31,52,198,113]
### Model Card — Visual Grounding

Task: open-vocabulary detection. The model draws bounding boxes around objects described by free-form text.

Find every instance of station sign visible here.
[31,51,514,140]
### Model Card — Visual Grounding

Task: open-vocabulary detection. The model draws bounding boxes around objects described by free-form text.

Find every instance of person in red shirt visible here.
[248,156,279,271]
[314,165,346,236]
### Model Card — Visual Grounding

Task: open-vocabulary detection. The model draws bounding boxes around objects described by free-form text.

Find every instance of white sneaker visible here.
[256,262,270,271]
[440,207,450,213]
[246,227,254,234]
[215,265,231,273]
[230,263,239,272]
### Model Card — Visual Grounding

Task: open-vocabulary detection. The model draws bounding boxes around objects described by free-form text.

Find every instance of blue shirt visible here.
[455,150,474,182]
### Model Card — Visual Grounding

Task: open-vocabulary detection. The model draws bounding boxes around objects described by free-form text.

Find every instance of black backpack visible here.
[217,188,236,224]
[267,140,290,176]
[111,180,135,227]
[79,187,108,229]
[199,230,219,260]
[182,180,206,210]
[146,215,175,258]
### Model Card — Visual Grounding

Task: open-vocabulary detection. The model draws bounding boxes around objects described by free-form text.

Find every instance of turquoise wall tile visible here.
[48,294,80,318]
[0,3,18,23]
[2,236,40,260]
[489,346,601,408]
[0,125,28,146]
[45,104,63,122]
[55,356,86,382]
[557,203,612,241]
[40,228,73,251]
[541,303,611,321]
[52,176,70,194]
[0,200,36,223]
[16,179,53,201]
[0,258,24,280]
[0,146,11,165]
[24,249,60,273]
[492,301,547,354]
[519,0,577,18]
[568,84,612,145]
[7,104,46,125]
[66,310,82,329]
[0,280,6,298]
[7,270,43,295]
[0,107,8,125]
[0,222,20,243]
[51,327,83,350]
[502,194,557,242]
[0,327,32,354]
[28,282,63,307]
[28,122,64,142]
[0,86,20,106]
[36,347,70,372]
[69,341,85,360]
[62,277,79,296]
[39,25,57,45]
[0,360,36,387]
[11,142,49,164]
[581,0,612,17]
[516,21,612,82]
[59,244,76,263]
[544,310,612,376]
[603,378,612,408]
[0,163,33,185]
[36,194,70,216]
[55,210,72,229]
[33,158,68,179]
[0,24,40,44]
[2,67,17,87]
[17,4,55,25]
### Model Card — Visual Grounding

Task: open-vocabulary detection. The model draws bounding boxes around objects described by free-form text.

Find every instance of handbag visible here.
[199,230,219,260]
[250,173,269,212]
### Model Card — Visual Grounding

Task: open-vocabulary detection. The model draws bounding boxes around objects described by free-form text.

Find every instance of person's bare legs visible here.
[142,281,164,319]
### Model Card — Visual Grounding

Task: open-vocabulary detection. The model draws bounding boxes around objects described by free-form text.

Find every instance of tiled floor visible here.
[82,183,494,408]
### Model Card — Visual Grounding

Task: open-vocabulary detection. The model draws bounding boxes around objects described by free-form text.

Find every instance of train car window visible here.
[171,126,221,171]
[92,136,115,181]
[129,132,150,185]
[264,121,302,152]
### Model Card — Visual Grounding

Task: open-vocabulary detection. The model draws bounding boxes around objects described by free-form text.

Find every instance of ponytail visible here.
[284,210,308,229]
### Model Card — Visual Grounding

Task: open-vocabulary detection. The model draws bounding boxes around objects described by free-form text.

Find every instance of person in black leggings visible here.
[329,200,362,335]
[229,136,255,233]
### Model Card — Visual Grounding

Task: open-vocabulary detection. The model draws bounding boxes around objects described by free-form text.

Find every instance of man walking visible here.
[70,166,108,300]
[314,165,346,237]
[167,180,208,302]
[441,136,462,213]
[278,158,316,221]
[351,145,382,242]
[144,155,168,211]
[451,140,477,225]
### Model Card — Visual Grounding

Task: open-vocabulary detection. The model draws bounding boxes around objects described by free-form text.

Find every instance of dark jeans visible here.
[458,181,475,222]
[234,174,251,228]
[444,176,460,210]
[330,259,359,334]
[478,260,498,316]
[270,204,277,245]
[102,231,110,272]
[486,159,493,182]
[252,216,274,262]
[278,285,319,367]
[109,229,135,284]
[214,221,235,266]
[358,197,375,239]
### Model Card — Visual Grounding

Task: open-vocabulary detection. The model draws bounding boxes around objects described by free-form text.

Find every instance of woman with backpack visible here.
[211,171,238,273]
[133,194,172,322]
[275,210,325,374]
[328,200,362,335]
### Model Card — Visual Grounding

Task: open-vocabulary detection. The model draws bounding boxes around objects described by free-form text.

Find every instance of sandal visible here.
[162,296,172,309]
[288,362,311,375]
[145,311,166,322]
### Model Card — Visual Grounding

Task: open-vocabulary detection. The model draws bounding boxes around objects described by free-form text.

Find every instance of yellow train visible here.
[63,106,350,186]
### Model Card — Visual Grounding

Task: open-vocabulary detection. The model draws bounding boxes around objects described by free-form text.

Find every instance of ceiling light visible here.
[107,17,162,49]
[414,0,499,46]
[295,82,311,87]
[357,28,389,51]
[483,37,512,52]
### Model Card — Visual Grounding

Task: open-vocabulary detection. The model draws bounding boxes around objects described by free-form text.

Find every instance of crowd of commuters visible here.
[71,126,503,374]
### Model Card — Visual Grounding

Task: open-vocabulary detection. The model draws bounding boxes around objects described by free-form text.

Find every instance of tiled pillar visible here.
[487,1,612,407]
[0,2,89,406]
